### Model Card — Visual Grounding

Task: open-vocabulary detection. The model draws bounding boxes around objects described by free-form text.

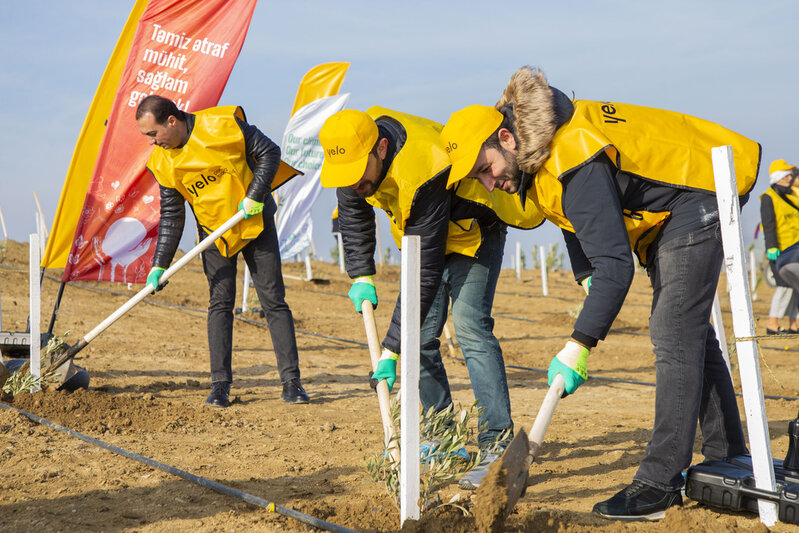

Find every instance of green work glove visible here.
[372,348,398,392]
[348,275,377,313]
[146,267,166,293]
[767,247,781,261]
[580,275,592,295]
[238,197,264,219]
[548,340,590,396]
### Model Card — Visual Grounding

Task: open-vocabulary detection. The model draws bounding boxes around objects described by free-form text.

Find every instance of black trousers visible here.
[200,212,300,384]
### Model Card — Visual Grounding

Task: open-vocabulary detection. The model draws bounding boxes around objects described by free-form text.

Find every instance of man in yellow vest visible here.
[136,95,309,408]
[440,66,760,520]
[760,159,799,334]
[318,108,519,484]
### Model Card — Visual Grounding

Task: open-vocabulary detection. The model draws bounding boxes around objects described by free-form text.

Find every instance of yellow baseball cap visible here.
[440,105,503,189]
[769,159,796,175]
[319,109,379,188]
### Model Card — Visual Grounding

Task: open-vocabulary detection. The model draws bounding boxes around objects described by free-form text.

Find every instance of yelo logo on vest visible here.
[444,141,458,154]
[600,102,627,124]
[185,166,234,198]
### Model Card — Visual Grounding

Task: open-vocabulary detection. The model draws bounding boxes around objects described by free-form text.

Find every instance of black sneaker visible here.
[205,381,231,408]
[281,378,309,404]
[592,480,682,521]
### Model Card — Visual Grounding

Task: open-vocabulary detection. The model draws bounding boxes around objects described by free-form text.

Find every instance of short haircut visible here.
[136,95,184,124]
[483,106,516,150]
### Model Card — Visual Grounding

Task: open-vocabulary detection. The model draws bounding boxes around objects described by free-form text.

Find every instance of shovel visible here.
[361,302,401,465]
[41,210,248,385]
[476,374,565,526]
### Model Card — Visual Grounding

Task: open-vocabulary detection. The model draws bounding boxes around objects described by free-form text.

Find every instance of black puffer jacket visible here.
[149,111,281,268]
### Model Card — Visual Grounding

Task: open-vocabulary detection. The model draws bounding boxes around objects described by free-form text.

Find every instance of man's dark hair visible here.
[136,95,184,124]
[483,105,516,150]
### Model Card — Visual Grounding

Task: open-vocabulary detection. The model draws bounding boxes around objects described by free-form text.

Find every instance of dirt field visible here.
[1,238,797,532]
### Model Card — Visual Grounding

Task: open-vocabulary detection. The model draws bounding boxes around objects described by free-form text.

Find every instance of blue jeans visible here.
[418,225,512,448]
[637,222,748,490]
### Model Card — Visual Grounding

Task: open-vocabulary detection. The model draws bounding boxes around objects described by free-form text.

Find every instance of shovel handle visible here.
[528,374,565,458]
[362,303,400,464]
[45,210,247,374]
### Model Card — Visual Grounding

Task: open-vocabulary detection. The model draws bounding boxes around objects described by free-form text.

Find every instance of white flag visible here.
[276,93,350,259]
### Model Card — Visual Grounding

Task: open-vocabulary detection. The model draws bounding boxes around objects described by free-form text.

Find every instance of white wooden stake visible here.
[749,249,758,301]
[713,145,777,526]
[539,245,549,297]
[29,233,41,387]
[304,252,313,281]
[710,290,731,374]
[335,232,345,273]
[0,206,7,241]
[400,235,420,525]
[241,264,251,313]
[515,241,522,280]
[32,191,49,242]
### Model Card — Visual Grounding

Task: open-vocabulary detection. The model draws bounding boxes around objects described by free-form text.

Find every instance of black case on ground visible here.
[685,455,799,524]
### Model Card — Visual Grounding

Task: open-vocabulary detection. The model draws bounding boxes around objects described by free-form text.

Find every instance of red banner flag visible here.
[62,0,257,283]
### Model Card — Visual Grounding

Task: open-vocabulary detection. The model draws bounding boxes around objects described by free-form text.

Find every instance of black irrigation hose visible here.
[0,401,357,533]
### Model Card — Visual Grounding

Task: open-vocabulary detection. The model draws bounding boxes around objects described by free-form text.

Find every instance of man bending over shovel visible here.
[441,66,760,521]
[319,108,544,486]
[136,95,309,408]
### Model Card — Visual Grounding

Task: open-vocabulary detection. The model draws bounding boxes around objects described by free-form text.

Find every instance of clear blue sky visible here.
[1,1,797,268]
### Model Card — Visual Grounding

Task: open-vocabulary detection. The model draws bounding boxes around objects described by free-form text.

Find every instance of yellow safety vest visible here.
[528,100,761,265]
[148,106,296,257]
[762,187,799,251]
[365,106,483,257]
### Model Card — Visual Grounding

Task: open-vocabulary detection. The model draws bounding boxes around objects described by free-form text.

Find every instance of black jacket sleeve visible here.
[151,180,186,269]
[561,156,635,347]
[337,187,377,278]
[381,172,451,353]
[236,115,281,203]
[562,229,593,283]
[760,193,778,251]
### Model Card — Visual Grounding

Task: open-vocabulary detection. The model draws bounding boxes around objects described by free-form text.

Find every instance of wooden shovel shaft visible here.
[528,374,565,458]
[45,210,247,374]
[361,303,400,464]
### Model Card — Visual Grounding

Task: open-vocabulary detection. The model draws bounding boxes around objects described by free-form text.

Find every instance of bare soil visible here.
[1,239,797,532]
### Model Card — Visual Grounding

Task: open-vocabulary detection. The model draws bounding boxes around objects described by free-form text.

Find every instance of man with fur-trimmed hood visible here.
[441,67,761,521]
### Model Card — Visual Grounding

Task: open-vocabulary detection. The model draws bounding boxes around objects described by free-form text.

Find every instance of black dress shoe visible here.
[205,381,231,408]
[281,378,309,404]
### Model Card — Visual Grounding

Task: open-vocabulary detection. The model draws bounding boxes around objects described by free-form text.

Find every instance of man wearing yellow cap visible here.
[319,107,524,483]
[440,66,760,520]
[136,95,309,408]
[761,159,799,334]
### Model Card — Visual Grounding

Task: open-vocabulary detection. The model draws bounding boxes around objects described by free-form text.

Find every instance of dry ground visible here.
[1,239,797,532]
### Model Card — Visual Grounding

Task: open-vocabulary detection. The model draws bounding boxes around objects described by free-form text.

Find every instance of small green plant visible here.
[2,369,59,395]
[329,243,340,264]
[43,331,71,366]
[365,400,508,515]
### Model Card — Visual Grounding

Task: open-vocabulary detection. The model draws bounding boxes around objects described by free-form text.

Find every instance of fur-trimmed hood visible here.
[495,67,574,174]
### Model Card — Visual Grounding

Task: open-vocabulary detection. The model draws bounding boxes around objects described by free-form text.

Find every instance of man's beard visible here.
[355,157,383,198]
[499,145,522,192]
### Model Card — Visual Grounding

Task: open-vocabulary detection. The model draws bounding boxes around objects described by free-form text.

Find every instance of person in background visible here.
[761,159,799,336]
[136,95,309,408]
